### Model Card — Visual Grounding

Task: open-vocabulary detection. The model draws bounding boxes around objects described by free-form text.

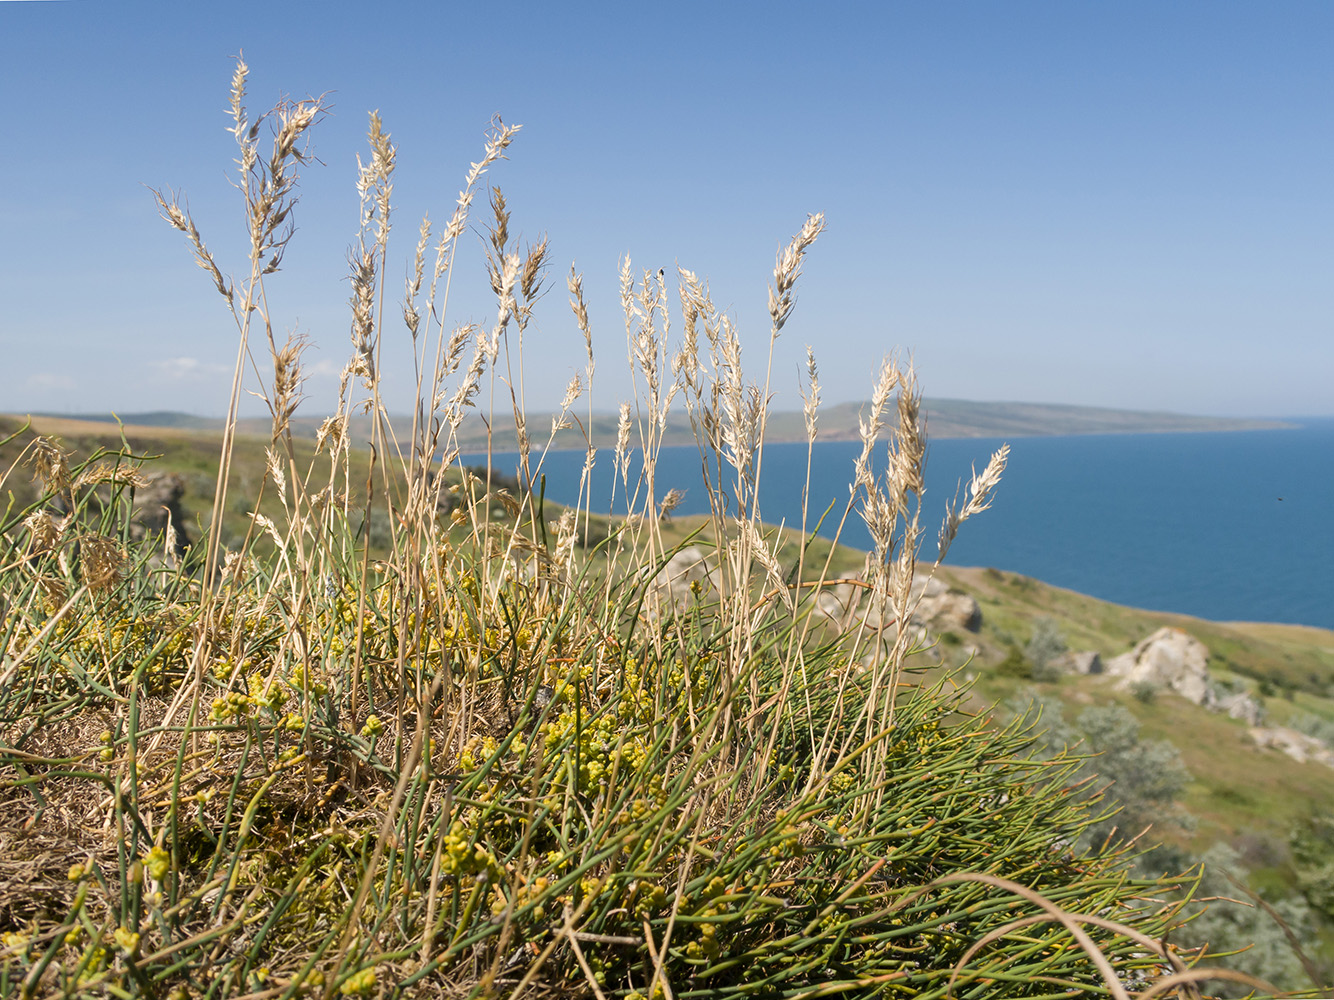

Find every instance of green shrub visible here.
[1025,616,1067,682]
[996,643,1033,679]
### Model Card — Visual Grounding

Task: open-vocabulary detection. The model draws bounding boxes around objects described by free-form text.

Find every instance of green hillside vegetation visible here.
[1,65,1321,998]
[7,403,1334,993]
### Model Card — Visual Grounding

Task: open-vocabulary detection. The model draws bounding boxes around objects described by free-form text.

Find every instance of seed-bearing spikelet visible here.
[265,448,287,500]
[71,462,150,491]
[23,510,67,557]
[270,334,307,437]
[853,359,898,495]
[552,509,577,582]
[29,436,71,493]
[36,575,68,615]
[746,521,792,612]
[890,519,919,621]
[938,444,1009,561]
[892,363,925,498]
[567,266,593,366]
[486,188,510,289]
[403,215,430,339]
[487,252,520,361]
[227,55,253,169]
[800,347,821,442]
[348,246,378,392]
[315,414,347,456]
[551,374,582,434]
[79,534,124,594]
[249,512,284,550]
[614,402,633,482]
[618,256,636,346]
[658,488,685,519]
[163,514,180,568]
[445,333,489,430]
[519,235,551,306]
[429,118,520,301]
[443,323,476,378]
[221,549,249,585]
[150,190,233,303]
[768,213,826,333]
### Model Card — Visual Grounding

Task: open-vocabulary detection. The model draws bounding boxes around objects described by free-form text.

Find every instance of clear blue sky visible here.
[2,1,1330,419]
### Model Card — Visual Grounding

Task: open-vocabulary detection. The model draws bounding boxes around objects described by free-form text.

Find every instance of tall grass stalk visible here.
[0,62,1271,1000]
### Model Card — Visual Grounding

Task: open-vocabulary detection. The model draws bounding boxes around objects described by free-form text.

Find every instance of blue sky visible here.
[2,1,1330,419]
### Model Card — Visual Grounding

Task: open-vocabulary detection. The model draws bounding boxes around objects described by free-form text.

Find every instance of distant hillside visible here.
[25,400,1291,451]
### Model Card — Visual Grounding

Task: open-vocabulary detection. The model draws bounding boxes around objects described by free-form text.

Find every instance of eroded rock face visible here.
[1107,627,1215,707]
[1249,726,1334,767]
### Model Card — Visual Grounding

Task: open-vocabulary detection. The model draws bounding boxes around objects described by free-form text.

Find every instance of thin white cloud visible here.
[151,357,229,380]
[26,373,76,391]
[304,358,342,378]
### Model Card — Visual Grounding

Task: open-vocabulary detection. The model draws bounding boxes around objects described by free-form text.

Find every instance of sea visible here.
[465,419,1334,630]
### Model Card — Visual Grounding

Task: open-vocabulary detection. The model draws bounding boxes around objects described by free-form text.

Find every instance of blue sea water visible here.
[466,419,1334,629]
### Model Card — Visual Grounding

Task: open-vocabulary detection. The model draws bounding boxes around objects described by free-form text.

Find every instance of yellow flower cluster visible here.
[440,818,500,880]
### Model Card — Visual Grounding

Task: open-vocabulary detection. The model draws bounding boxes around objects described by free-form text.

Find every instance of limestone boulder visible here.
[650,546,721,616]
[129,472,191,562]
[1249,726,1334,767]
[1218,690,1265,727]
[819,572,982,636]
[810,577,863,631]
[911,577,982,633]
[1107,627,1215,707]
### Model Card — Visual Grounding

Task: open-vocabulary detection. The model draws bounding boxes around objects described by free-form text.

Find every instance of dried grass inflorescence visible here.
[0,59,1249,1000]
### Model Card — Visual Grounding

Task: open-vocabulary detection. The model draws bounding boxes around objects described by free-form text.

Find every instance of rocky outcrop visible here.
[1107,627,1215,707]
[1218,690,1265,727]
[1249,726,1334,767]
[810,577,864,632]
[809,573,981,636]
[129,472,191,562]
[649,547,721,616]
[1054,650,1103,675]
[913,577,983,633]
[1107,627,1268,727]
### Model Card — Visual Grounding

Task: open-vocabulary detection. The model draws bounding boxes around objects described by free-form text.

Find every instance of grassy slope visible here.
[8,415,1331,861]
[933,564,1334,855]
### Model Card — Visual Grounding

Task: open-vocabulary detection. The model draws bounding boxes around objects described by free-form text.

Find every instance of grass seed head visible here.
[79,534,124,594]
[23,510,67,557]
[28,436,71,493]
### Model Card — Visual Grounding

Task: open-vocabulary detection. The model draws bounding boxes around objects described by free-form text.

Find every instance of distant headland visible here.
[22,401,1293,452]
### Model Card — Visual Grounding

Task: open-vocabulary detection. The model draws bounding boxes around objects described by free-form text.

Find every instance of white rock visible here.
[914,588,982,633]
[1249,726,1334,767]
[1107,627,1215,707]
[1218,691,1265,727]
[649,546,720,616]
[809,571,980,636]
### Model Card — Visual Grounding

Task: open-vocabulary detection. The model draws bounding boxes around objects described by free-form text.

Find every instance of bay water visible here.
[467,419,1334,629]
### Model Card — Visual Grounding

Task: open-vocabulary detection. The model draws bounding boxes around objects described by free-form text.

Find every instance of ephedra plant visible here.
[0,59,1270,999]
